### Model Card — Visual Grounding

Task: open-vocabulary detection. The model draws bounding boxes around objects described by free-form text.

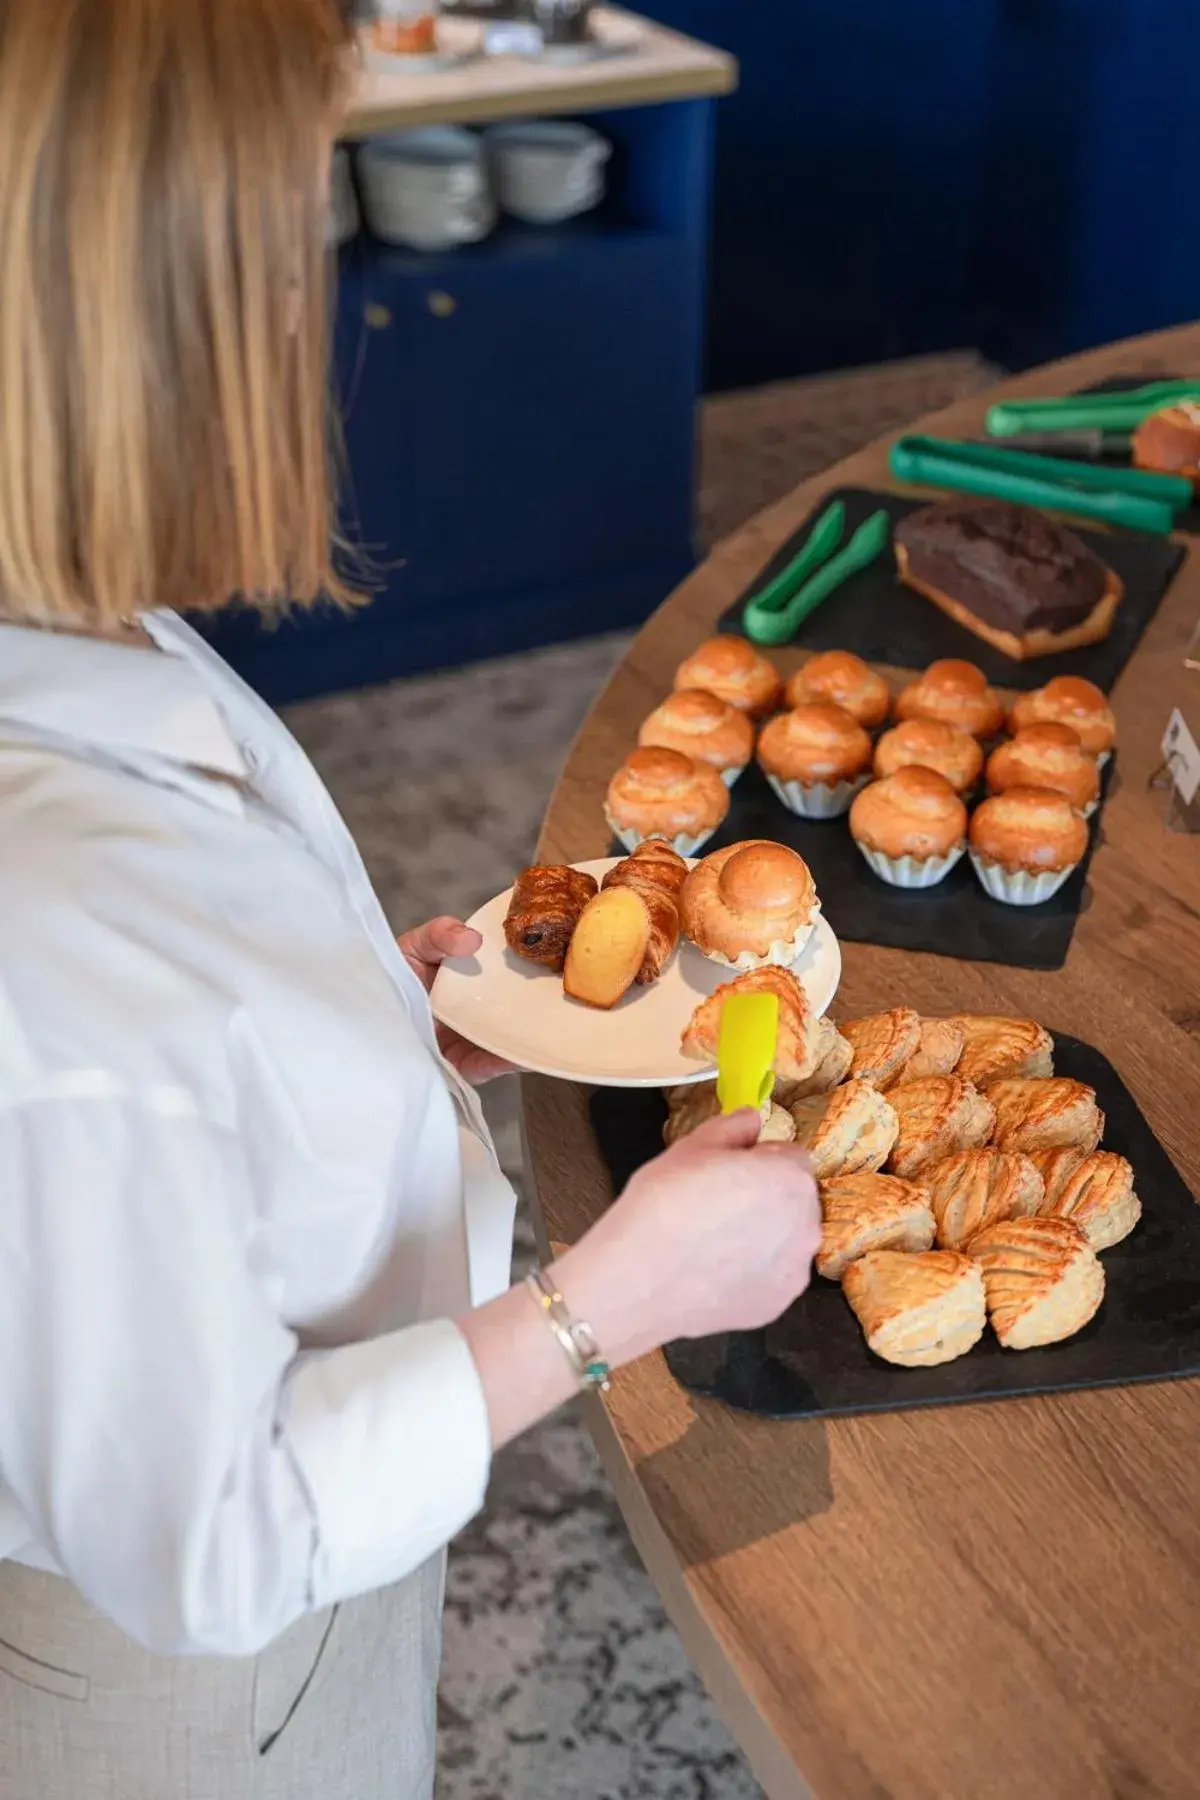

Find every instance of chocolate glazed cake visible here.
[894,499,1124,662]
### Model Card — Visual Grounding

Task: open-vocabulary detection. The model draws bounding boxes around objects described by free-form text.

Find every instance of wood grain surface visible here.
[522,323,1200,1800]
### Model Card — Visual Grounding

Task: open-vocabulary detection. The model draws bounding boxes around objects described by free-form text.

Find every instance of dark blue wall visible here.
[643,0,1200,388]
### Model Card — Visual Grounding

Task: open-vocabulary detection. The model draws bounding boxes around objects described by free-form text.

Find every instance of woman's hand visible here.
[397,916,514,1085]
[552,1108,821,1367]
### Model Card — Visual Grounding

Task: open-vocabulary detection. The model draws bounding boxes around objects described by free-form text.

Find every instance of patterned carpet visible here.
[286,351,997,1800]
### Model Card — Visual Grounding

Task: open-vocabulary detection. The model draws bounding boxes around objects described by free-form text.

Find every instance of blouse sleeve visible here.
[0,1092,492,1654]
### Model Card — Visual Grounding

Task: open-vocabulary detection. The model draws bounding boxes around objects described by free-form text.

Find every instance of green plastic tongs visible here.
[741,501,891,646]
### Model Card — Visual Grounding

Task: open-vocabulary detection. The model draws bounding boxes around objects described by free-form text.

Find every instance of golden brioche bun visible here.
[894,659,1005,739]
[638,687,755,779]
[969,787,1089,874]
[986,724,1100,814]
[605,746,730,842]
[756,701,872,786]
[1008,676,1116,759]
[784,650,891,731]
[681,839,819,970]
[872,716,983,794]
[673,636,783,717]
[849,766,968,862]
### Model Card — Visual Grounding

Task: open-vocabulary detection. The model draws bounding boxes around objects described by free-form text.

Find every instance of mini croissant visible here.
[602,839,688,984]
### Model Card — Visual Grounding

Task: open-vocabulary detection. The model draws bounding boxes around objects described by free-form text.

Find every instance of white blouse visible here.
[0,613,517,1654]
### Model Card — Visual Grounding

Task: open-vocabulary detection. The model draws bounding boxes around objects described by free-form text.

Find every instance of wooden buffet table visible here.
[522,323,1200,1800]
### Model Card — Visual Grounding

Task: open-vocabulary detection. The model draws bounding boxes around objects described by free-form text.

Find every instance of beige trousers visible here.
[0,1555,445,1800]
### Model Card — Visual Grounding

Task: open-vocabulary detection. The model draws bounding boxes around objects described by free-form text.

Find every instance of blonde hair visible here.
[0,0,353,628]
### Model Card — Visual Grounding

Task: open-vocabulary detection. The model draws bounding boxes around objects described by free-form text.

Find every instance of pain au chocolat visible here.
[789,1079,899,1180]
[504,863,599,969]
[816,1173,936,1281]
[966,1216,1105,1349]
[987,1077,1104,1156]
[842,1249,987,1367]
[924,1146,1045,1251]
[886,1074,995,1179]
[894,499,1123,662]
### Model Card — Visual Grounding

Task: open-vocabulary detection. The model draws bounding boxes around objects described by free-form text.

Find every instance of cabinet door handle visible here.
[427,291,458,318]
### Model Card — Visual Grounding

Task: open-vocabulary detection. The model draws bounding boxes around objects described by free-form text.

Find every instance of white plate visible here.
[430,858,842,1088]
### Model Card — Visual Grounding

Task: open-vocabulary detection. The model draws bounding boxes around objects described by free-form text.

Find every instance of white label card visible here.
[1162,708,1200,806]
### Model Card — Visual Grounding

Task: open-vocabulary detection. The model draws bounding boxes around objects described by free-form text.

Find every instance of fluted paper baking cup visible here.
[704,900,823,971]
[855,842,965,889]
[605,815,717,858]
[720,763,748,788]
[968,851,1077,906]
[764,771,870,819]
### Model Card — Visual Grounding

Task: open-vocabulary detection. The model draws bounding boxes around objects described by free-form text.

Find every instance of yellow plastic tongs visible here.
[715,991,780,1115]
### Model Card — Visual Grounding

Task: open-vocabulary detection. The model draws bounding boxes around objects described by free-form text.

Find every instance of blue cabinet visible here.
[202,98,713,704]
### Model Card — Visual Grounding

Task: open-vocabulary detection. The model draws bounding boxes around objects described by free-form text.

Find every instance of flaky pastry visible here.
[681,839,819,970]
[840,1007,922,1088]
[986,1077,1104,1155]
[673,636,782,718]
[774,1015,853,1105]
[896,1017,966,1083]
[681,965,822,1083]
[842,1249,986,1367]
[947,1015,1054,1087]
[789,1079,899,1180]
[886,1075,995,1180]
[662,1081,795,1147]
[1037,1150,1141,1251]
[638,687,754,782]
[924,1146,1044,1250]
[784,650,891,731]
[816,1173,935,1280]
[966,1217,1104,1349]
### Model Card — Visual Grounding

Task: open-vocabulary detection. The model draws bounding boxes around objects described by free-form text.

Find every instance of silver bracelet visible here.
[525,1268,611,1394]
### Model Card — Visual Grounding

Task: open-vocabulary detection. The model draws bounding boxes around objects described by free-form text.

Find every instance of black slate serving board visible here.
[687,755,1111,973]
[589,1036,1200,1421]
[716,485,1185,690]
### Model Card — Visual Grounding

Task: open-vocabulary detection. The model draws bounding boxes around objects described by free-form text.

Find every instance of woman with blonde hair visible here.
[0,3,820,1795]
